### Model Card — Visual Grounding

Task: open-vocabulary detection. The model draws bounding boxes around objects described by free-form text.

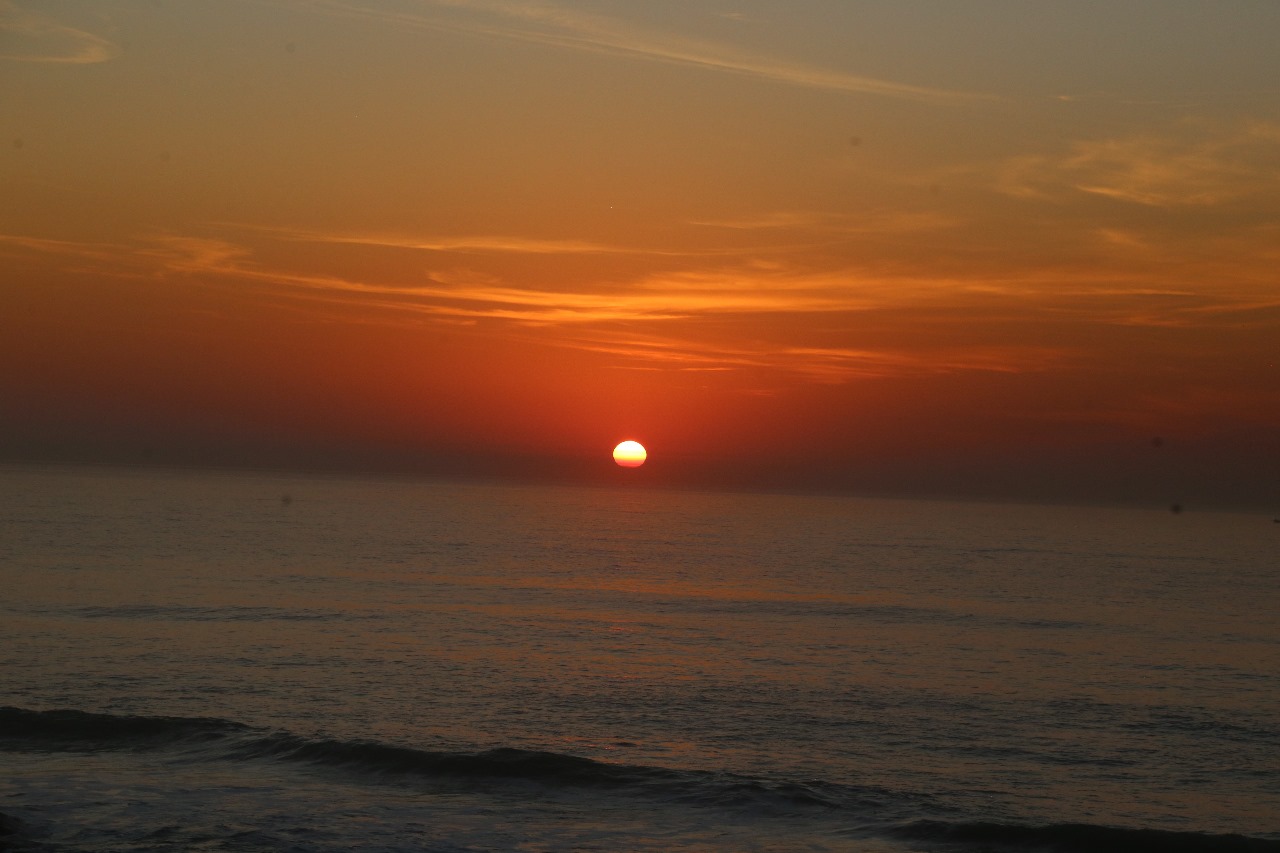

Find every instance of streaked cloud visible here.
[552,331,1068,382]
[781,345,1065,381]
[2,230,991,377]
[689,210,957,234]
[228,224,638,255]
[5,224,1272,361]
[224,222,818,261]
[283,0,988,103]
[0,1,118,63]
[138,236,255,272]
[0,233,121,259]
[998,120,1280,207]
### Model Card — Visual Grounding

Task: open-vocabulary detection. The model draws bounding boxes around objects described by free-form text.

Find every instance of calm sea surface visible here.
[1,465,1277,852]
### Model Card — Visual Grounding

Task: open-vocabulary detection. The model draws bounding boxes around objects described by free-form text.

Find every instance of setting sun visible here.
[612,440,647,468]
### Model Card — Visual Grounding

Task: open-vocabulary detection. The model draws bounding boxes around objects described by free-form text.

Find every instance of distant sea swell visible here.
[3,706,1276,853]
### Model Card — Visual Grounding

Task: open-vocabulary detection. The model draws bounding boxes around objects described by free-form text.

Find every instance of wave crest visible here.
[5,707,1279,851]
[0,707,859,814]
[894,819,1280,852]
[0,706,247,749]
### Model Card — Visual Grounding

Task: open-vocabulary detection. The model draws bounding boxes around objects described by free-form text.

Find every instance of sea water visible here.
[1,464,1277,852]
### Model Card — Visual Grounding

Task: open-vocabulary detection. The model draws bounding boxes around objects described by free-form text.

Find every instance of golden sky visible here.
[3,1,1279,506]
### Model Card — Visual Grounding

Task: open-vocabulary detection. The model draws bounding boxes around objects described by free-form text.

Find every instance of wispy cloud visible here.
[281,0,988,103]
[0,1,118,64]
[552,330,1068,382]
[4,227,968,327]
[554,331,772,371]
[138,236,255,272]
[998,120,1280,207]
[227,224,641,255]
[0,233,121,260]
[689,210,957,234]
[779,345,1067,382]
[6,225,1272,364]
[137,233,697,322]
[226,222,821,261]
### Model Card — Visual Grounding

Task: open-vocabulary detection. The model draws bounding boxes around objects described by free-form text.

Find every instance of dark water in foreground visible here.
[1,465,1277,851]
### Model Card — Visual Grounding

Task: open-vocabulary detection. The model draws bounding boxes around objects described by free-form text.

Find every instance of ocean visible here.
[1,464,1277,852]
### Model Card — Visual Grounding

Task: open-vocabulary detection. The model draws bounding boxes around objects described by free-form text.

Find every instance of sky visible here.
[3,0,1279,508]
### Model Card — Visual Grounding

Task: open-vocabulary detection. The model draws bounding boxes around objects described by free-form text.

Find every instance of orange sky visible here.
[3,1,1279,507]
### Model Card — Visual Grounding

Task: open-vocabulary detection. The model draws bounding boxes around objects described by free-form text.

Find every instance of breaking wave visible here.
[4,707,1277,852]
[893,819,1280,852]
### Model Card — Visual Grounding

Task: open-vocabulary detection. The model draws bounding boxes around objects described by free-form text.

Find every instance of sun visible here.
[612,440,647,468]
